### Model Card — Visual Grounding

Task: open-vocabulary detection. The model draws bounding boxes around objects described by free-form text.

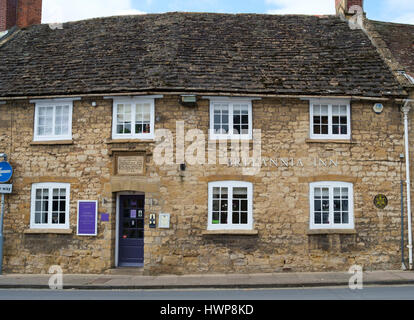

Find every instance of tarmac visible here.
[0,270,414,290]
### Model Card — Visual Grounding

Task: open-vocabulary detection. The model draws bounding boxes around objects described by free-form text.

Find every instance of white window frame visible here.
[111,97,157,140]
[206,97,255,140]
[309,99,351,140]
[309,181,354,230]
[30,183,71,230]
[32,98,76,142]
[208,181,253,230]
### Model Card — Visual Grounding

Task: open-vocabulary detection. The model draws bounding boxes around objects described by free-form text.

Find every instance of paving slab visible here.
[0,271,413,290]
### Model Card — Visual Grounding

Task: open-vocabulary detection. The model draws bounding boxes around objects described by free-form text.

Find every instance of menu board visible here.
[77,201,98,236]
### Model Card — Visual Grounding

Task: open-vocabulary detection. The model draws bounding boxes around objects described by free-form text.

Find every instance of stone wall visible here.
[0,95,409,274]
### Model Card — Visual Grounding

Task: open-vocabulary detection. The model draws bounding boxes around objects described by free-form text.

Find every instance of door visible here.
[118,195,145,267]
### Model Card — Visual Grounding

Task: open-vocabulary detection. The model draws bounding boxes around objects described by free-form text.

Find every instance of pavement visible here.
[0,270,414,290]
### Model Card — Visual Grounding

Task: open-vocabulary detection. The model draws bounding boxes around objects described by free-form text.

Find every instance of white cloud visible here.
[265,0,335,15]
[383,0,414,24]
[42,0,146,23]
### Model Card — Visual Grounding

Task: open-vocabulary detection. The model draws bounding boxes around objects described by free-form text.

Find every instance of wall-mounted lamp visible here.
[180,163,186,171]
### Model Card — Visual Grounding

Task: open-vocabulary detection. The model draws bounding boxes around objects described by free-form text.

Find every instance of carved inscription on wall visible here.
[117,155,145,175]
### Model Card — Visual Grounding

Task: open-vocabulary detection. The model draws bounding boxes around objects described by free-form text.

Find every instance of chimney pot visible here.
[336,0,364,17]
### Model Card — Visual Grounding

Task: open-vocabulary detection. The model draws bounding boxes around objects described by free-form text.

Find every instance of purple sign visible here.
[130,210,137,218]
[101,213,109,222]
[77,201,98,236]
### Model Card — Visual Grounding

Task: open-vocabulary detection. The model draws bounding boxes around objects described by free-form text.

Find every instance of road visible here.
[0,285,413,300]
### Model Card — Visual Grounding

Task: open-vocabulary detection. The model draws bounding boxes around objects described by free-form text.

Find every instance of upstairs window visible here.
[33,99,75,141]
[112,97,156,140]
[207,98,253,140]
[309,100,351,140]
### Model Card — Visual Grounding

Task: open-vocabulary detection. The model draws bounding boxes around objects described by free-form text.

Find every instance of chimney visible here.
[0,0,42,32]
[335,0,365,18]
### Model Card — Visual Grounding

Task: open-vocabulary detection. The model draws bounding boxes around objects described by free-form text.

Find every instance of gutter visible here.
[402,99,414,270]
[0,92,402,102]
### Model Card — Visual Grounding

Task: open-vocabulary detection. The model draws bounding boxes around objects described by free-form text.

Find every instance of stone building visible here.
[0,0,413,275]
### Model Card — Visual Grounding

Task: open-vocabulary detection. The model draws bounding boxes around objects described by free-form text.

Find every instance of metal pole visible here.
[0,193,4,275]
[401,180,406,270]
[402,102,413,270]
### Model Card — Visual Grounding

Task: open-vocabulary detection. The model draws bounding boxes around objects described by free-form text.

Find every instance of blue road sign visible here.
[0,162,12,183]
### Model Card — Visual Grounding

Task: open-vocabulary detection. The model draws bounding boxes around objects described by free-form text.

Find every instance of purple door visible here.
[118,195,145,267]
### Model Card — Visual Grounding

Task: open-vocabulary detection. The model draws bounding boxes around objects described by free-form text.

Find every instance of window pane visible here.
[233,188,247,198]
[322,212,329,224]
[334,212,341,224]
[212,212,220,224]
[232,212,240,224]
[342,212,349,224]
[241,212,248,224]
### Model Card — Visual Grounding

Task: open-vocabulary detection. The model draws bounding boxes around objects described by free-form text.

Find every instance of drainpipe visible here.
[402,100,413,270]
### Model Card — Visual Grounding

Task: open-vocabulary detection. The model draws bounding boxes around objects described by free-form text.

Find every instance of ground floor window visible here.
[30,183,70,229]
[208,181,253,230]
[309,181,354,230]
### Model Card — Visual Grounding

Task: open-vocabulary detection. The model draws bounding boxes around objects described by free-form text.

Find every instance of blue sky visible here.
[42,0,414,24]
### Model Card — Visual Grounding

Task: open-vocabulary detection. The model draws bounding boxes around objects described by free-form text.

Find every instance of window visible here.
[309,100,351,140]
[208,98,253,140]
[112,97,155,139]
[30,183,70,229]
[309,182,354,230]
[208,181,253,230]
[33,99,75,141]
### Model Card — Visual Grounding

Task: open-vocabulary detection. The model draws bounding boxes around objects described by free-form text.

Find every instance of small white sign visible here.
[0,184,12,194]
[158,213,170,229]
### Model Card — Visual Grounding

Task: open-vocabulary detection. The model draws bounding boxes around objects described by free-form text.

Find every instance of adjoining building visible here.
[0,0,413,274]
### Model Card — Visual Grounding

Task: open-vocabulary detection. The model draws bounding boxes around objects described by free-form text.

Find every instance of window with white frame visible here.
[208,98,253,140]
[309,181,354,230]
[112,97,155,139]
[309,100,351,140]
[30,183,70,229]
[33,99,75,141]
[208,181,253,230]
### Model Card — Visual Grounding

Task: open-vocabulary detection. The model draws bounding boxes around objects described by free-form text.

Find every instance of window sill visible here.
[107,139,154,144]
[24,229,73,235]
[202,230,258,236]
[31,140,73,146]
[305,139,356,145]
[307,229,357,235]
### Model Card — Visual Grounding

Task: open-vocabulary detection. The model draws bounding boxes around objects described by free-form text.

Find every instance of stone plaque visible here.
[117,155,145,175]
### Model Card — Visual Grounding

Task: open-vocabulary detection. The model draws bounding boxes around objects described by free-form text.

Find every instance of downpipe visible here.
[402,100,414,270]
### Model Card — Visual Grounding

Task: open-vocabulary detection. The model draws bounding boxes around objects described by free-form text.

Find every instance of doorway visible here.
[117,194,145,267]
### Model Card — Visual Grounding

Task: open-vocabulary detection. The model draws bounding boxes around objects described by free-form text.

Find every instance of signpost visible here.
[0,154,12,275]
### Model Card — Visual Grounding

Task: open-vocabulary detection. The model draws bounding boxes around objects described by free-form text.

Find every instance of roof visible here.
[367,20,414,82]
[0,12,407,98]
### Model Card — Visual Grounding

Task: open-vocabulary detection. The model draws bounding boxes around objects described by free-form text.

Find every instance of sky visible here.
[42,0,414,25]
